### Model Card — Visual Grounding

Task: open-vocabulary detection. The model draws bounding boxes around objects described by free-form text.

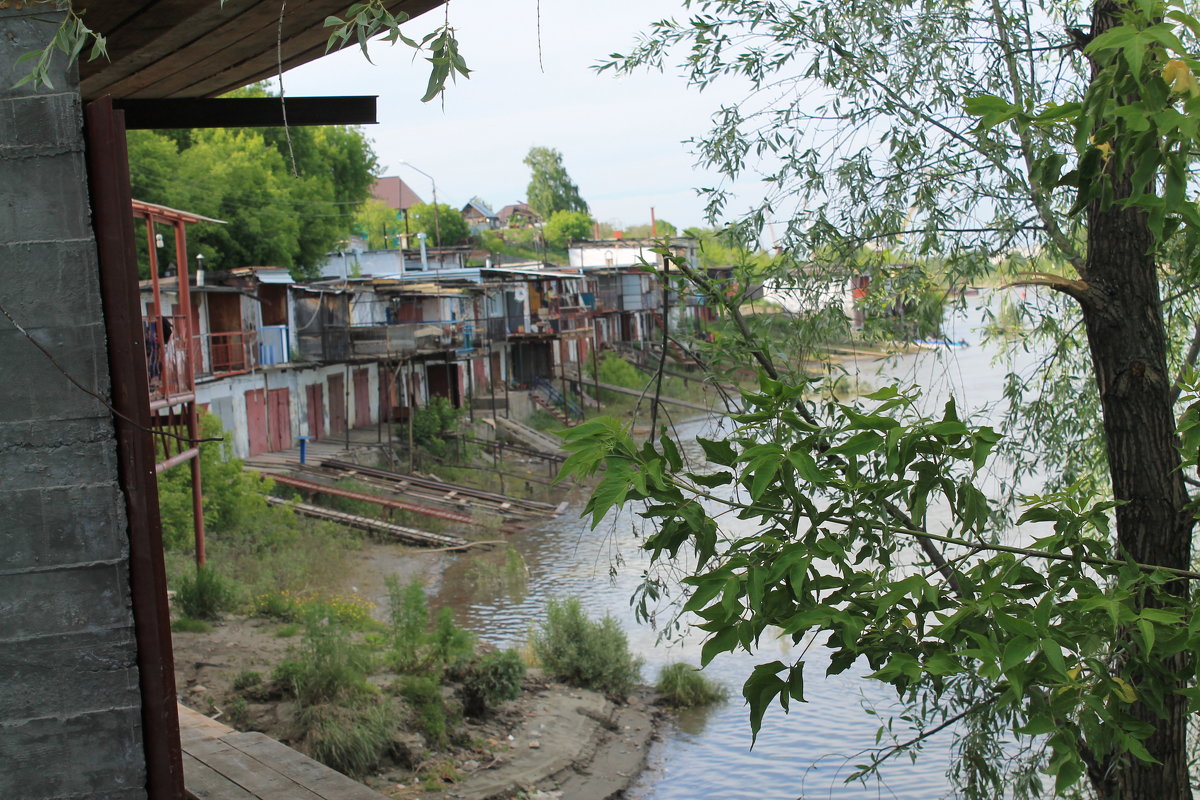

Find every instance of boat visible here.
[913,337,969,350]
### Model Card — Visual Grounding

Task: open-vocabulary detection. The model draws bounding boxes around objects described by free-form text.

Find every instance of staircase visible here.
[532,376,585,425]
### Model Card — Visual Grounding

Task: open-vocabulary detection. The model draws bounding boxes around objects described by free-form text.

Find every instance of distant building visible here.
[371,176,424,212]
[497,202,543,228]
[461,197,499,231]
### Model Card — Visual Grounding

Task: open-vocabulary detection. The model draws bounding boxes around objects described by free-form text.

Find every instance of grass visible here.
[655,663,727,708]
[298,701,396,778]
[530,597,643,696]
[174,565,234,620]
[170,617,212,633]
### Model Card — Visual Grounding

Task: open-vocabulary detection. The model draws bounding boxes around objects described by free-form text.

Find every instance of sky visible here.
[280,0,758,232]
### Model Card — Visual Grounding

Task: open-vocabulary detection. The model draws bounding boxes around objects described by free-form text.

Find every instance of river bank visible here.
[170,538,669,799]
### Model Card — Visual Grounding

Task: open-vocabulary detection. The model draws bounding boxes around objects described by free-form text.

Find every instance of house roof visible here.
[496,203,541,224]
[461,198,497,219]
[74,0,444,101]
[372,176,424,211]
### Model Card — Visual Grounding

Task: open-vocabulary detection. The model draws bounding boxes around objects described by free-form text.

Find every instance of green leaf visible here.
[701,625,741,667]
[742,661,788,744]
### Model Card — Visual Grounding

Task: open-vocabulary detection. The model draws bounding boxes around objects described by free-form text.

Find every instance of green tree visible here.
[405,202,468,247]
[355,198,404,249]
[543,209,593,248]
[569,1,1200,797]
[125,87,377,279]
[523,146,588,219]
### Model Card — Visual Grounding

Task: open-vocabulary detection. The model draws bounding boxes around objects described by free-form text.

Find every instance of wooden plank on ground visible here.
[190,746,325,800]
[183,752,257,800]
[228,734,386,800]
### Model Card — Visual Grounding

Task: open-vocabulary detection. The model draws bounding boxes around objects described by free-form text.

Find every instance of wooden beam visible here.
[114,96,377,129]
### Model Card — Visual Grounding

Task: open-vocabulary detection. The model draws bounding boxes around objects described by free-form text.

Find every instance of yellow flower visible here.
[1163,59,1199,97]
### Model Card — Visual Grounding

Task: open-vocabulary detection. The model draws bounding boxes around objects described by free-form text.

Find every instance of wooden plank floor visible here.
[179,705,386,800]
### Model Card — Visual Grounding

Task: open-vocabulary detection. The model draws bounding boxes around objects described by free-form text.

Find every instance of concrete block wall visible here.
[0,9,146,799]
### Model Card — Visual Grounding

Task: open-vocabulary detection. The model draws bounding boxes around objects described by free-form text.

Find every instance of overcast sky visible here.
[280,0,758,231]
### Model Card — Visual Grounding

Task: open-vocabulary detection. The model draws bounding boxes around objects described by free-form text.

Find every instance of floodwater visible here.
[435,291,1046,799]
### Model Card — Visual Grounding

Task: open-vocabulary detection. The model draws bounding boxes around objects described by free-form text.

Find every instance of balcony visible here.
[194,329,259,379]
[145,314,193,407]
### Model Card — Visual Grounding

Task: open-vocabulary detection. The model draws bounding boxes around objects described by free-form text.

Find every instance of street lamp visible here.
[398,161,441,249]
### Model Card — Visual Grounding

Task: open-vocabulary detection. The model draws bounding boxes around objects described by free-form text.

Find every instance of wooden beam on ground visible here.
[265,497,469,549]
[259,471,480,525]
[115,96,377,129]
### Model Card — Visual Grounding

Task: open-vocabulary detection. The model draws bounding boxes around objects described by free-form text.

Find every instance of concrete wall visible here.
[0,9,146,799]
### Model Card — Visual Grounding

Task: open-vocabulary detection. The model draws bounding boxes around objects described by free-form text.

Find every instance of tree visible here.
[405,202,468,247]
[523,146,589,219]
[355,198,404,250]
[565,1,1200,797]
[624,219,678,238]
[126,86,377,279]
[543,209,594,248]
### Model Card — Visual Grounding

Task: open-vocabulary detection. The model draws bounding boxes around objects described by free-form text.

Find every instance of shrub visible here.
[232,670,262,692]
[461,650,526,717]
[531,597,643,696]
[386,578,429,673]
[174,565,234,620]
[655,663,727,708]
[396,676,452,750]
[299,701,395,778]
[430,607,475,674]
[273,618,372,706]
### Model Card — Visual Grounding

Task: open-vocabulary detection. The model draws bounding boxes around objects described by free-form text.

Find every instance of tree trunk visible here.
[1078,9,1194,799]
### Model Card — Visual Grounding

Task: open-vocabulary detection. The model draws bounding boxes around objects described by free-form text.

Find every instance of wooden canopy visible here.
[76,0,443,101]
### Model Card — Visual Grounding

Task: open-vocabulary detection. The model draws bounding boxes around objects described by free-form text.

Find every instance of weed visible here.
[531,597,643,696]
[396,676,452,750]
[275,623,300,638]
[386,578,430,673]
[419,758,462,790]
[251,590,376,630]
[298,700,395,778]
[461,649,525,717]
[225,696,250,729]
[232,670,262,692]
[170,617,211,634]
[430,607,475,674]
[655,663,727,708]
[273,617,373,706]
[174,566,234,620]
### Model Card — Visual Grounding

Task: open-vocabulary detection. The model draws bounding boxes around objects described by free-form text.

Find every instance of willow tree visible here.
[564,1,1200,797]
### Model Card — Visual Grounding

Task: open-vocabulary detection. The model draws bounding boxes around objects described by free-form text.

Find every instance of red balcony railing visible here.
[144,314,192,406]
[194,329,258,378]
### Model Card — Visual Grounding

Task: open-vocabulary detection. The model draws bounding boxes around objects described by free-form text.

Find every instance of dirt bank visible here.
[170,540,666,800]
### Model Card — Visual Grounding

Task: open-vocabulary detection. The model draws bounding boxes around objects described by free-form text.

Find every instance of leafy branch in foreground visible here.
[558,378,1199,795]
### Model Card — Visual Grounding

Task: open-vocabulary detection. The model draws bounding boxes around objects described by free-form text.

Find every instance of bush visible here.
[299,701,395,778]
[232,670,262,692]
[396,676,452,750]
[430,607,475,674]
[531,597,643,696]
[273,618,373,706]
[174,565,234,620]
[655,663,727,708]
[461,649,526,717]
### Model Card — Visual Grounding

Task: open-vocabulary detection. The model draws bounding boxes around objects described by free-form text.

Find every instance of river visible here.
[435,291,1046,799]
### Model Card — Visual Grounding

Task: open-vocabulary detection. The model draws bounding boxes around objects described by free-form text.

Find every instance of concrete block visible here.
[0,626,140,720]
[0,9,74,101]
[0,147,91,242]
[0,432,119,494]
[0,92,83,160]
[0,324,113,424]
[0,562,134,642]
[0,240,102,328]
[0,482,128,571]
[0,707,146,799]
